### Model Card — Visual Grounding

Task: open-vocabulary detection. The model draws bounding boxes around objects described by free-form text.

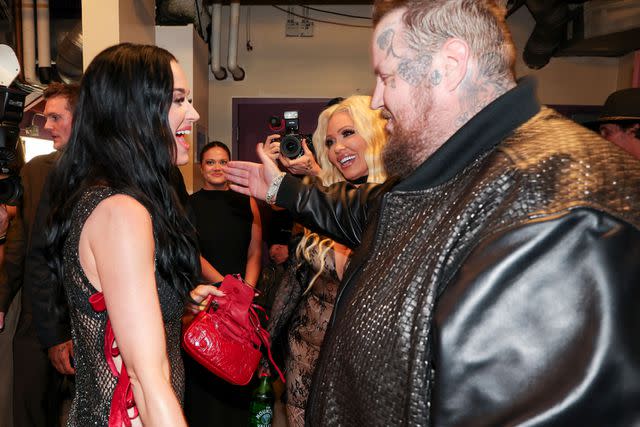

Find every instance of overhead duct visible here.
[156,0,210,42]
[522,0,569,69]
[210,3,227,80]
[36,0,51,83]
[227,0,245,81]
[55,20,83,84]
[21,0,38,83]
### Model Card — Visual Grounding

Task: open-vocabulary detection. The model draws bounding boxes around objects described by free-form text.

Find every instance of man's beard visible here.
[381,83,455,180]
[382,89,434,179]
[382,122,430,179]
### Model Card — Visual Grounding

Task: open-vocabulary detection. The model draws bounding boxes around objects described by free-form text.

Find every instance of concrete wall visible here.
[618,51,637,89]
[82,0,155,68]
[209,5,626,151]
[119,0,156,48]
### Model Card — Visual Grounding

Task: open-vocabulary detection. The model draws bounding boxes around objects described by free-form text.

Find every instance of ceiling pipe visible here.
[210,3,227,80]
[227,0,245,81]
[21,0,38,84]
[36,0,51,83]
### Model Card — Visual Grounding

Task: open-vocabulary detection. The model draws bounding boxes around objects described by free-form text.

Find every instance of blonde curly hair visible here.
[298,95,388,293]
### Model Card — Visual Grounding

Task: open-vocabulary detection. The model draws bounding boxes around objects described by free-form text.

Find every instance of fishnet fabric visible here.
[63,187,185,426]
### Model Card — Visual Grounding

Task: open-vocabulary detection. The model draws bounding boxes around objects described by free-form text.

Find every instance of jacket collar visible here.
[393,77,540,192]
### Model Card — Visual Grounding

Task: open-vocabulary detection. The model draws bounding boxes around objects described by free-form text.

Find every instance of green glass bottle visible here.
[248,375,274,427]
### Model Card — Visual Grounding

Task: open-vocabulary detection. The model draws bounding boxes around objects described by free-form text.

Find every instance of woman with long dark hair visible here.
[46,43,220,426]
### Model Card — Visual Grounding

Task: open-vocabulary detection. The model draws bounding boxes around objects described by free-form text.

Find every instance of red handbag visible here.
[182,274,284,385]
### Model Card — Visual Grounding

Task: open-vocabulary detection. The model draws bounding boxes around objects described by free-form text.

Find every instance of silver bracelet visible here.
[265,172,286,205]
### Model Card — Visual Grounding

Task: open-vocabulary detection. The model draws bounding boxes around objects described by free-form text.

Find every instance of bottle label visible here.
[249,405,273,427]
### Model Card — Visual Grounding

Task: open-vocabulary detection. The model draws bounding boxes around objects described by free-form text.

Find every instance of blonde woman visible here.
[263,95,387,426]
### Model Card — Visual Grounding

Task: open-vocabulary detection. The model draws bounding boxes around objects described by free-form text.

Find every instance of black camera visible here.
[270,111,314,160]
[0,85,25,205]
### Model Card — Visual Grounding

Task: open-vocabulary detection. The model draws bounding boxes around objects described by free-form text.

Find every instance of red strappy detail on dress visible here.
[89,292,139,427]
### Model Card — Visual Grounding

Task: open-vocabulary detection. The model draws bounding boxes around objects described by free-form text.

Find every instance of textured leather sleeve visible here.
[275,174,392,249]
[23,181,71,348]
[433,208,640,426]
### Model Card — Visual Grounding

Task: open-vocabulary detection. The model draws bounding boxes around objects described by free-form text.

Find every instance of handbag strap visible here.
[249,305,286,384]
[201,275,286,384]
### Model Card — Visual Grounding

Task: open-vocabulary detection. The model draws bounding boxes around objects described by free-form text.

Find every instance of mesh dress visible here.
[63,186,185,426]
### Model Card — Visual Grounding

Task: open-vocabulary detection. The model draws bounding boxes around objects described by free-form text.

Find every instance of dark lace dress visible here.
[63,187,185,426]
[267,235,342,426]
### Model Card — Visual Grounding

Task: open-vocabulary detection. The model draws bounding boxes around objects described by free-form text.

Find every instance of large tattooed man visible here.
[225,1,640,425]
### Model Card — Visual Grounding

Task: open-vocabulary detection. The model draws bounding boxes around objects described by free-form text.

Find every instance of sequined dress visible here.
[63,187,185,426]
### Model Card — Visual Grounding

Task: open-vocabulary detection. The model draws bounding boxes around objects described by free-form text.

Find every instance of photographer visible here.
[258,97,388,426]
[0,82,78,427]
[263,134,322,178]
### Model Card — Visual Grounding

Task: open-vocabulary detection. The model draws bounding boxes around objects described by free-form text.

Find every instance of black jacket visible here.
[0,152,72,349]
[23,175,70,348]
[276,79,640,426]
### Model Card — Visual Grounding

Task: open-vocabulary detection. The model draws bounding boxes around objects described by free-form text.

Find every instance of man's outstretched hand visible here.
[224,143,283,202]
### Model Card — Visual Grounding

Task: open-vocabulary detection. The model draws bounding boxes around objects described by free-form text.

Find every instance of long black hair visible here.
[47,43,199,302]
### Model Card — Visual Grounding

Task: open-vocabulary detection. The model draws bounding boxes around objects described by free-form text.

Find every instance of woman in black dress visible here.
[185,141,262,426]
[46,43,222,427]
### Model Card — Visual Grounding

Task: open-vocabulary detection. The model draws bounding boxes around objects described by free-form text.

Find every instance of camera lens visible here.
[279,134,304,159]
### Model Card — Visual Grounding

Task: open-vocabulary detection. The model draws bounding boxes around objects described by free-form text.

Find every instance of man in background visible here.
[0,82,78,427]
[589,88,640,159]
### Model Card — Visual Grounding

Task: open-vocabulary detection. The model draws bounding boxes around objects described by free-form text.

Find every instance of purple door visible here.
[232,98,332,162]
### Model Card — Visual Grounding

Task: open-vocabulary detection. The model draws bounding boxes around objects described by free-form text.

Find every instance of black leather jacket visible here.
[276,79,640,426]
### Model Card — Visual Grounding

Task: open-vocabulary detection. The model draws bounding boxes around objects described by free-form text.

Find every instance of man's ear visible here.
[441,38,470,91]
[625,123,640,137]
